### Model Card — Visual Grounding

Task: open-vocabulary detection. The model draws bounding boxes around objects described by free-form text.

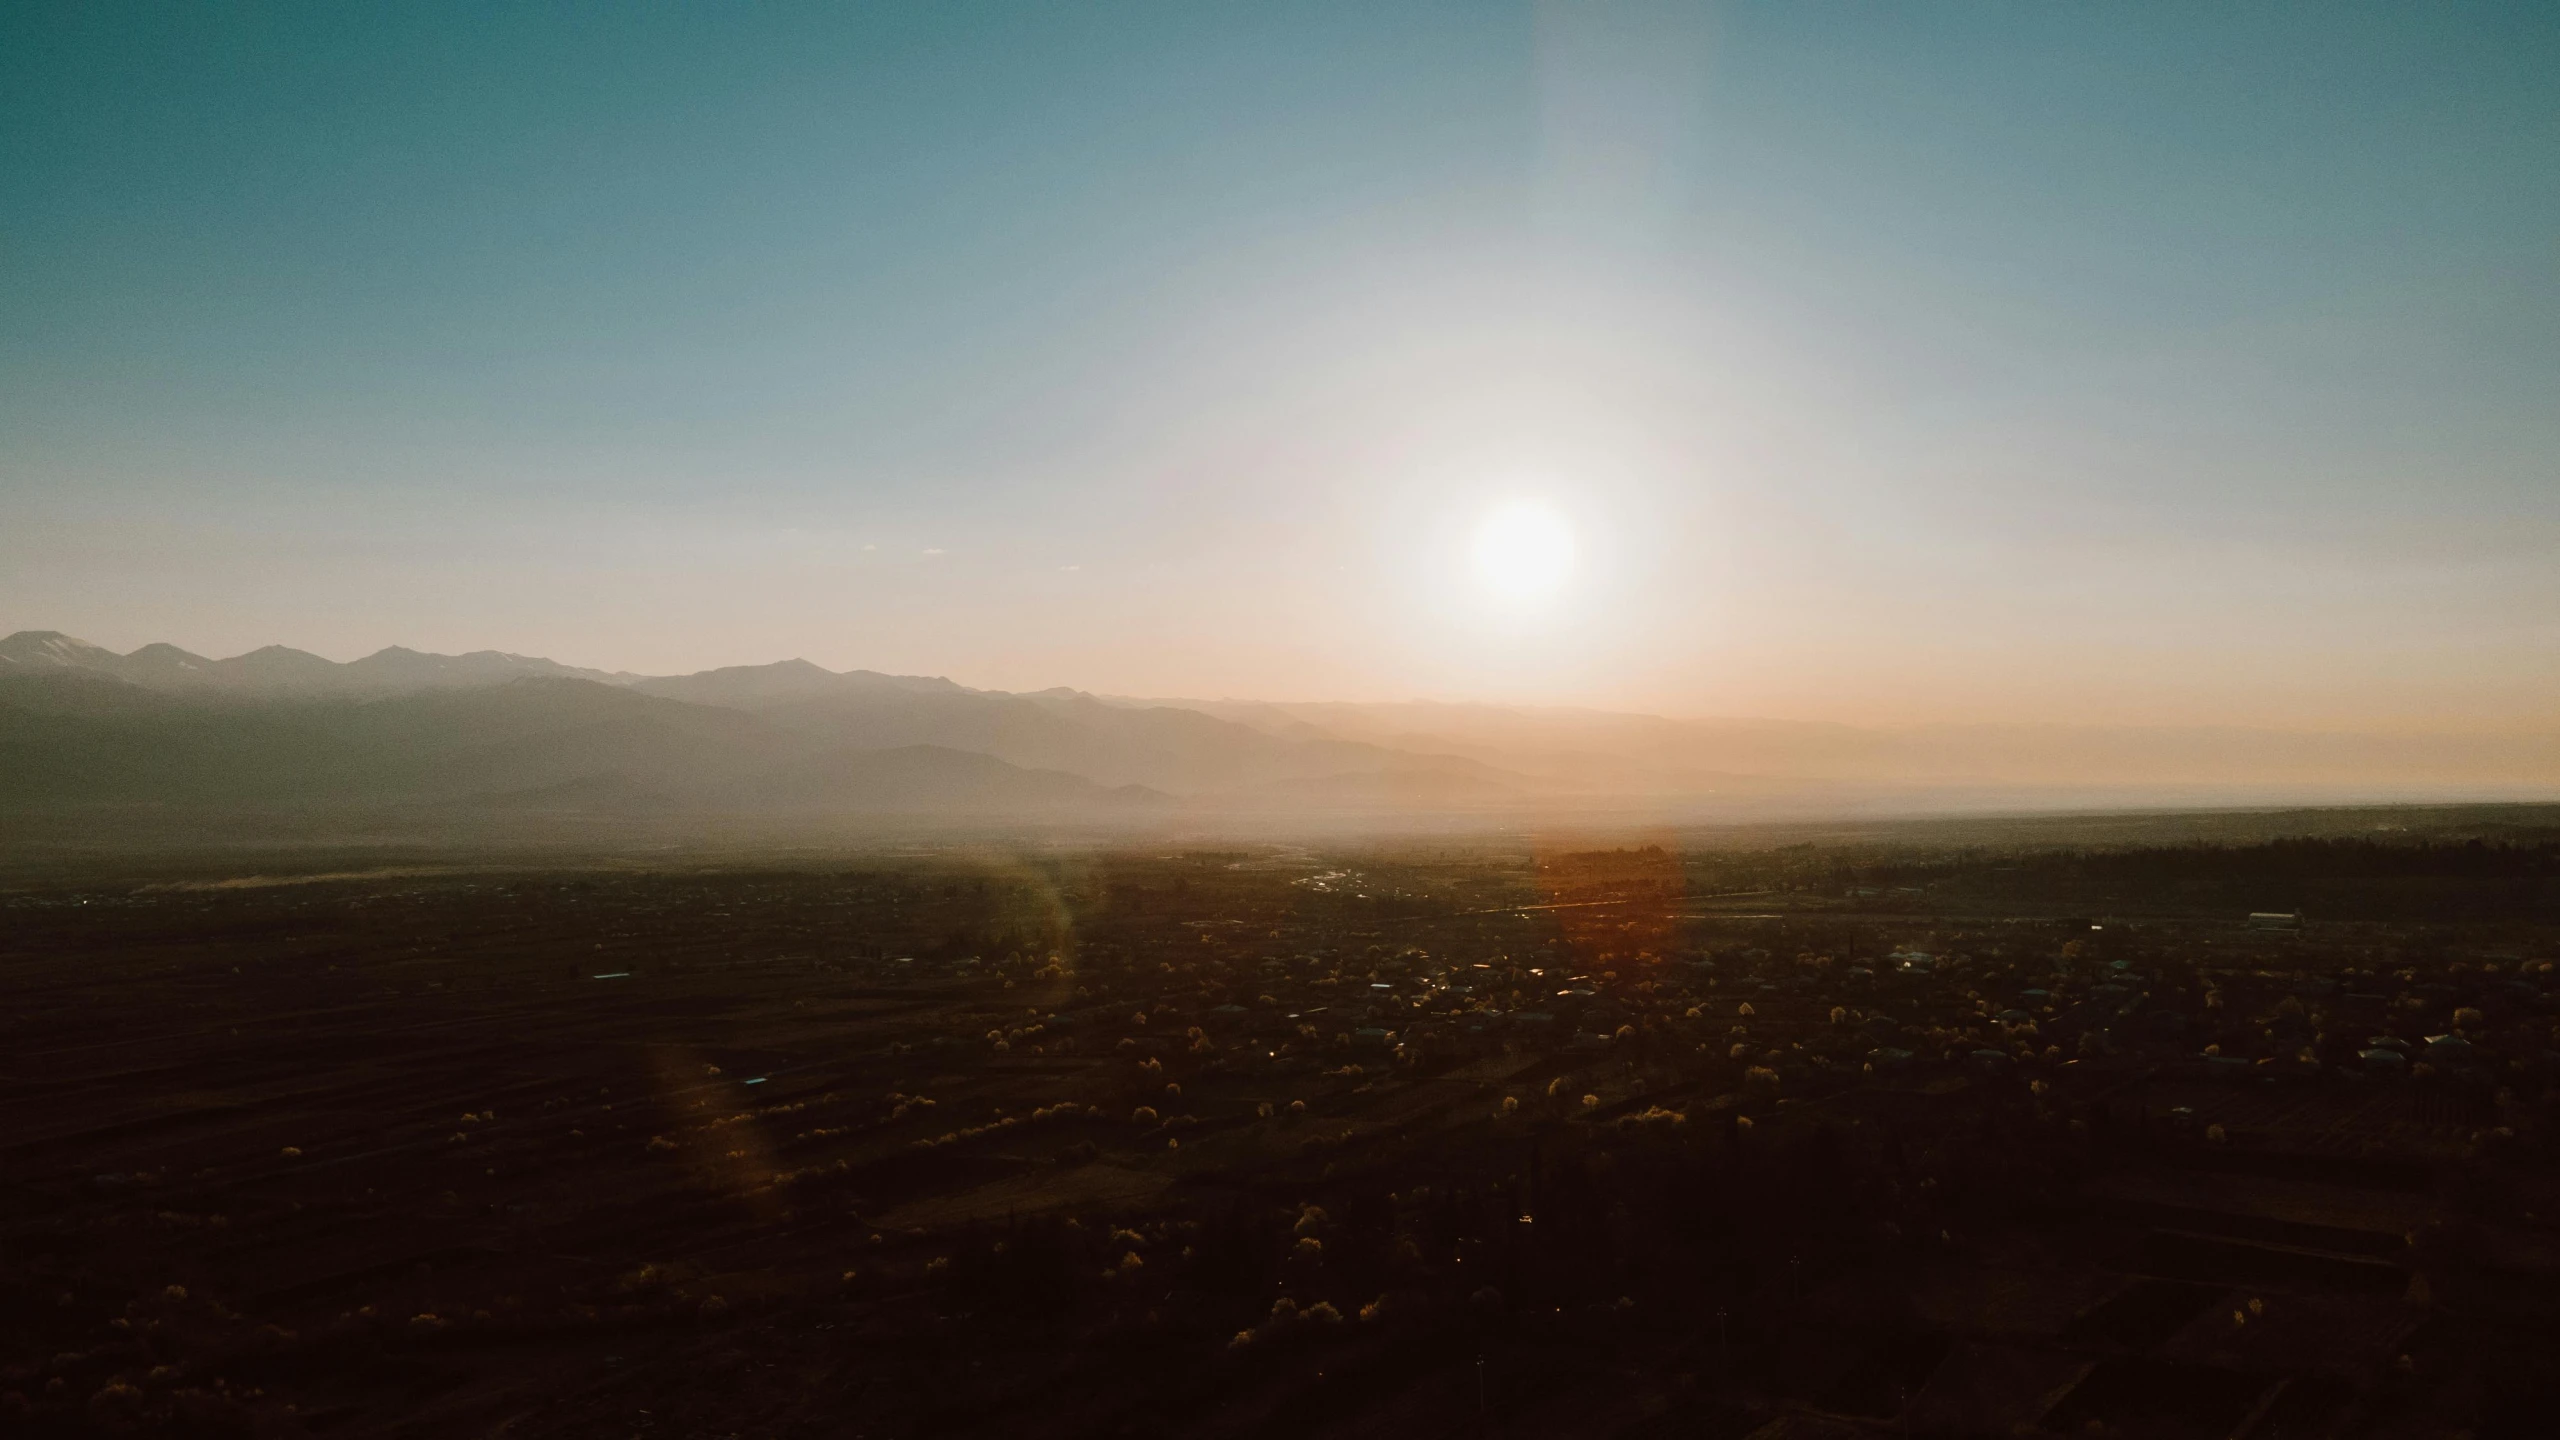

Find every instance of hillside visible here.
[0,673,1157,822]
[7,631,2559,827]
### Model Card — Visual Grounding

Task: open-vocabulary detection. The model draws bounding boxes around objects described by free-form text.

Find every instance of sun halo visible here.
[1471,500,1576,605]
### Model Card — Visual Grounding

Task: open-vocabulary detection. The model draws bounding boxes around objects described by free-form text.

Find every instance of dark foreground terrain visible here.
[8,813,2560,1438]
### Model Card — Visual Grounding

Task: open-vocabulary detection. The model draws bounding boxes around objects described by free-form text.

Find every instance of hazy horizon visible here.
[13,623,2560,743]
[8,625,2555,837]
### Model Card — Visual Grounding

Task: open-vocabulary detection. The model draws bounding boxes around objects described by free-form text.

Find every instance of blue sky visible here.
[5,2,2555,725]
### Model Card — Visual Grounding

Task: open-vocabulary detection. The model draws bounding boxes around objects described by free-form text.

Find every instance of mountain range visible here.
[4,629,2557,831]
[0,630,640,693]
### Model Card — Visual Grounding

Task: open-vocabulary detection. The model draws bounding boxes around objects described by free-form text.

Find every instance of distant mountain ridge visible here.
[0,630,637,693]
[4,629,2557,826]
[0,668,1166,820]
[0,631,1529,803]
[0,631,1524,824]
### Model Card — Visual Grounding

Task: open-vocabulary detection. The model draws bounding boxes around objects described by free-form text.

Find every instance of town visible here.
[5,819,2558,1437]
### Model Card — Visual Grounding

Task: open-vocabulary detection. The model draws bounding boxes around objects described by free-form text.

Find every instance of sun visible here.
[1471,500,1575,604]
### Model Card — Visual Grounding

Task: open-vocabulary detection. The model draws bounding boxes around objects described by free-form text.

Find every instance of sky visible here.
[4,2,2556,729]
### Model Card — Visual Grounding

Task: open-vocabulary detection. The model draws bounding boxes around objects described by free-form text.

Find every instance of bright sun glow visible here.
[1471,500,1575,604]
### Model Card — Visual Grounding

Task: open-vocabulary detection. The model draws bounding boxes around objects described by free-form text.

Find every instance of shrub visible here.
[87,1381,143,1424]
[1232,1295,1346,1346]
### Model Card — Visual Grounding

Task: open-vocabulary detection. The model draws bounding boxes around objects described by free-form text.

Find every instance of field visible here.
[7,813,2560,1438]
